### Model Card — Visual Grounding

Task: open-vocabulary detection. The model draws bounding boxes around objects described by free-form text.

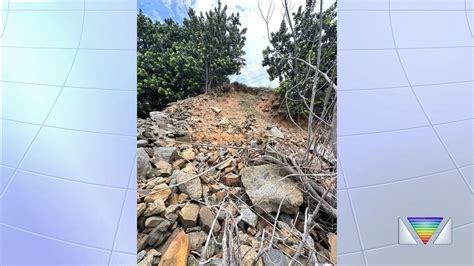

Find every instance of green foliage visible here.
[137,4,247,117]
[262,2,337,116]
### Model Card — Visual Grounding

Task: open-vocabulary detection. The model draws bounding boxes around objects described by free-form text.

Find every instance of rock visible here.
[154,147,178,163]
[217,158,233,170]
[181,149,196,161]
[233,245,263,266]
[149,228,171,247]
[149,111,167,122]
[262,248,291,266]
[137,203,146,217]
[144,183,172,202]
[199,206,221,233]
[270,127,285,139]
[188,255,200,266]
[145,216,166,227]
[138,249,160,266]
[155,161,173,177]
[137,139,148,147]
[175,170,202,200]
[159,231,190,266]
[137,234,149,252]
[188,231,207,251]
[138,148,152,179]
[173,158,186,169]
[146,177,166,189]
[210,106,221,114]
[218,118,231,127]
[182,163,195,174]
[178,203,200,228]
[240,165,303,214]
[238,206,258,227]
[137,250,146,263]
[223,173,240,186]
[144,199,166,217]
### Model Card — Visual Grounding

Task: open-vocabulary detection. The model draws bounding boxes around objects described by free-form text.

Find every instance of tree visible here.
[137,3,247,116]
[262,1,337,117]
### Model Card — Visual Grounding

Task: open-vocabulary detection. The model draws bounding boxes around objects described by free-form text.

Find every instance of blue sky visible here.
[138,0,335,88]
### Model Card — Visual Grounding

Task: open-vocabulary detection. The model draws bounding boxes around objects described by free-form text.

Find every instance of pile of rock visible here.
[137,107,334,265]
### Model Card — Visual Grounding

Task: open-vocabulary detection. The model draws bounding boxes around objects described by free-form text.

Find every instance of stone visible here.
[137,139,148,147]
[210,106,221,114]
[137,234,149,252]
[175,170,202,200]
[262,248,291,266]
[154,147,178,163]
[137,250,146,263]
[240,165,303,214]
[178,203,200,228]
[145,216,166,227]
[188,255,200,266]
[218,118,231,127]
[155,161,173,177]
[138,249,160,266]
[173,158,186,169]
[223,173,240,186]
[159,231,190,266]
[144,183,172,202]
[199,206,221,233]
[143,199,166,217]
[149,111,167,122]
[182,163,195,174]
[137,203,146,217]
[238,206,258,227]
[149,227,171,246]
[181,149,196,161]
[138,148,152,179]
[146,177,166,189]
[270,126,285,139]
[188,231,207,251]
[233,245,263,266]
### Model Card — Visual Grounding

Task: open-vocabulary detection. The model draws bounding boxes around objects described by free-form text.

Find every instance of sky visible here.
[138,0,336,88]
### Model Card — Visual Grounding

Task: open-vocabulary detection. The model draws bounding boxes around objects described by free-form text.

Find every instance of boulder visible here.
[262,248,291,266]
[154,147,178,163]
[137,148,152,179]
[175,170,202,200]
[149,111,167,122]
[233,245,263,266]
[159,231,190,266]
[138,249,160,266]
[199,206,221,233]
[178,203,200,228]
[240,165,303,214]
[155,161,173,177]
[270,127,285,139]
[238,206,258,227]
[181,149,196,161]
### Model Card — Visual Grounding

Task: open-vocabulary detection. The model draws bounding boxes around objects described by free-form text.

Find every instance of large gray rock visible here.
[153,147,178,163]
[137,148,152,179]
[149,111,167,122]
[240,165,303,214]
[175,170,202,200]
[263,248,292,266]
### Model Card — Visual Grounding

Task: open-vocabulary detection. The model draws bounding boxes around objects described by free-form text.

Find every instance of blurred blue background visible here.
[1,0,137,264]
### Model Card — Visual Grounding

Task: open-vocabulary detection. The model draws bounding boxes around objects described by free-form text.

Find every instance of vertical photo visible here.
[136,0,337,265]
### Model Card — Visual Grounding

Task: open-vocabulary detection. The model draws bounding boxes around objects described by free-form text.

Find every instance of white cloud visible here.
[192,0,335,88]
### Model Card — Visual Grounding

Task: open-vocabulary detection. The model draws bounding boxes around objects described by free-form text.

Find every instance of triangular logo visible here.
[398,218,417,244]
[407,217,443,245]
[433,218,452,245]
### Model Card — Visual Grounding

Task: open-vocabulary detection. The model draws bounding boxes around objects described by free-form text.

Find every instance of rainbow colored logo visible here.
[398,217,452,245]
[407,217,443,245]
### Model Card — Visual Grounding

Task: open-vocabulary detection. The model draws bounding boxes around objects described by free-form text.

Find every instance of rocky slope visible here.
[137,87,336,265]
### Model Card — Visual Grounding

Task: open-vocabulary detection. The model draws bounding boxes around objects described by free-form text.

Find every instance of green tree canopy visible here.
[137,3,247,117]
[262,1,337,116]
